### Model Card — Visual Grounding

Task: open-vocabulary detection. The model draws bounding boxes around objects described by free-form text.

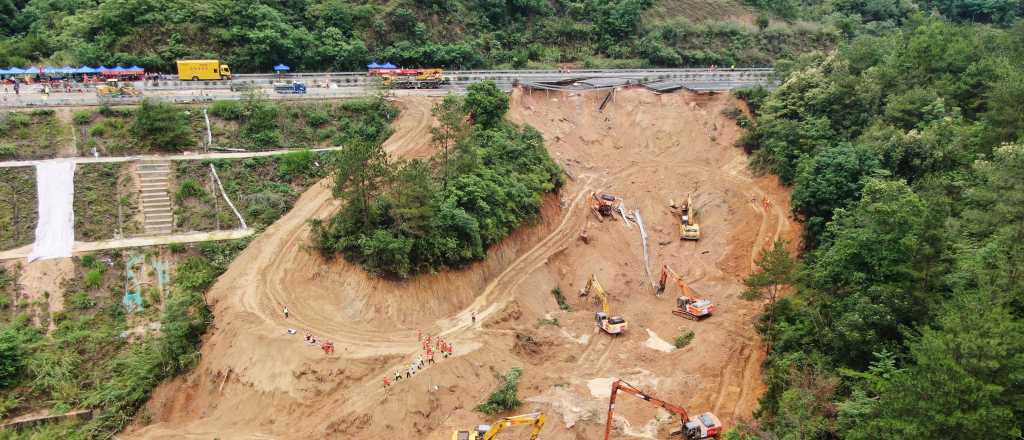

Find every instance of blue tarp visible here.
[273,64,290,71]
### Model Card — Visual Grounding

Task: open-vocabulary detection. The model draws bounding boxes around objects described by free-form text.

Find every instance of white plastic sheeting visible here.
[28,160,76,261]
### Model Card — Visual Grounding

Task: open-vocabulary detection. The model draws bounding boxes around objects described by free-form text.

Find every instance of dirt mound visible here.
[124,87,798,439]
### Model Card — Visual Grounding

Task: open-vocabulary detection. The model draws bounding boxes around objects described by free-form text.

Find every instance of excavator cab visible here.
[452,413,544,440]
[680,412,722,439]
[586,275,627,335]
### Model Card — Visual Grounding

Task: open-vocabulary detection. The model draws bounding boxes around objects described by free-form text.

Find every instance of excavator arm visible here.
[586,275,610,315]
[657,265,692,296]
[604,379,690,440]
[482,412,545,440]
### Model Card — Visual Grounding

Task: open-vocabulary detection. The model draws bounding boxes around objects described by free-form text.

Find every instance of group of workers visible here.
[382,332,456,388]
[283,306,335,355]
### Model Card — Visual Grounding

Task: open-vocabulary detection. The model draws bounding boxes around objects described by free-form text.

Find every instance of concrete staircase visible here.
[137,160,173,235]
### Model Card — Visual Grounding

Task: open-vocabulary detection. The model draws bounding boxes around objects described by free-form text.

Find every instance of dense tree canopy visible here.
[735,15,1024,440]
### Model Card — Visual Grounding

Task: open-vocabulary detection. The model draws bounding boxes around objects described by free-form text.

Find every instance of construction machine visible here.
[679,193,700,240]
[590,192,618,221]
[657,265,715,320]
[583,275,627,335]
[95,78,141,98]
[605,379,721,440]
[381,67,449,89]
[452,412,545,440]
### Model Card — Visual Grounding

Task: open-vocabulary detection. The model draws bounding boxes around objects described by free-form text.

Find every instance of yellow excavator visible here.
[679,193,701,240]
[583,275,627,335]
[453,412,545,440]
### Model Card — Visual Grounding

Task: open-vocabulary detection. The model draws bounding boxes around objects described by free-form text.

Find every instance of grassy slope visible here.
[0,168,37,250]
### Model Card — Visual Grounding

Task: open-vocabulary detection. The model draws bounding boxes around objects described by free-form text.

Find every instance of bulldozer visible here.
[679,193,701,240]
[604,379,721,440]
[658,265,715,320]
[590,192,618,221]
[453,412,545,440]
[95,78,141,98]
[583,275,627,335]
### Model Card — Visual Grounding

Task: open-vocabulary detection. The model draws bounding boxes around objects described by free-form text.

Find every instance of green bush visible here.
[67,292,96,310]
[209,100,244,120]
[84,268,104,289]
[176,178,208,202]
[132,99,194,151]
[551,287,570,311]
[0,144,15,158]
[72,111,93,125]
[306,109,331,127]
[476,368,523,415]
[277,149,316,180]
[6,112,30,128]
[674,330,695,349]
[88,124,108,138]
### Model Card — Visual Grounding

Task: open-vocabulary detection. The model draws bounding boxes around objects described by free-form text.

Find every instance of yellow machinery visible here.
[657,265,715,321]
[381,68,448,89]
[584,275,627,335]
[95,79,141,98]
[679,193,701,240]
[453,412,545,440]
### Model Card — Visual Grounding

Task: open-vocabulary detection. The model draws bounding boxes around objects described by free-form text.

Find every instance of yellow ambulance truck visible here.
[176,60,232,81]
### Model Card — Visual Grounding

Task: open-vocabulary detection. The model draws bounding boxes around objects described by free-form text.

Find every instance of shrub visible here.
[0,144,15,158]
[305,109,331,127]
[80,254,97,269]
[6,112,30,128]
[536,317,559,327]
[551,287,570,311]
[68,292,96,310]
[277,150,316,180]
[84,268,104,289]
[72,111,93,125]
[209,100,244,120]
[177,178,207,202]
[131,99,194,151]
[476,368,523,414]
[88,124,107,137]
[674,330,695,349]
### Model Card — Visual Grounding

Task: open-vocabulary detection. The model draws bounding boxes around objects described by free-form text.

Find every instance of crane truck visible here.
[453,412,545,440]
[657,265,715,320]
[380,68,449,89]
[583,275,627,335]
[605,379,721,440]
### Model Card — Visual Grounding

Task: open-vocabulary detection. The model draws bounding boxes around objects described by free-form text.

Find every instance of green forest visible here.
[2,0,960,72]
[312,81,563,277]
[729,14,1024,440]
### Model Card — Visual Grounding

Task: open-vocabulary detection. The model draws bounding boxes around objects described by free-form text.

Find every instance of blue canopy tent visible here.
[75,66,98,74]
[7,67,27,74]
[0,68,11,75]
[273,64,290,72]
[59,66,75,74]
[381,62,396,68]
[367,62,382,69]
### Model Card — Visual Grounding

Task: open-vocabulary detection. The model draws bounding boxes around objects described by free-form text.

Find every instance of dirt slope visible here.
[124,88,797,439]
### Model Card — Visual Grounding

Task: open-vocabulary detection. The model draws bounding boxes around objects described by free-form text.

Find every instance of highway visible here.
[0,68,775,108]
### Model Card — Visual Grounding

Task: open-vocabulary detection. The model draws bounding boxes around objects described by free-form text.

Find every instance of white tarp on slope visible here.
[29,161,76,261]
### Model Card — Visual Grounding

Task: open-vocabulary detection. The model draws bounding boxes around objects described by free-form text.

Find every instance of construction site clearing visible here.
[118,84,799,439]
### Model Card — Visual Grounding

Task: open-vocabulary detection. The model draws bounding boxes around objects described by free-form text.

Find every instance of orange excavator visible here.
[605,379,721,440]
[657,265,715,320]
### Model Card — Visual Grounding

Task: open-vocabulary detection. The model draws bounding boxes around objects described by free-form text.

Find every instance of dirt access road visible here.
[124,88,798,439]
